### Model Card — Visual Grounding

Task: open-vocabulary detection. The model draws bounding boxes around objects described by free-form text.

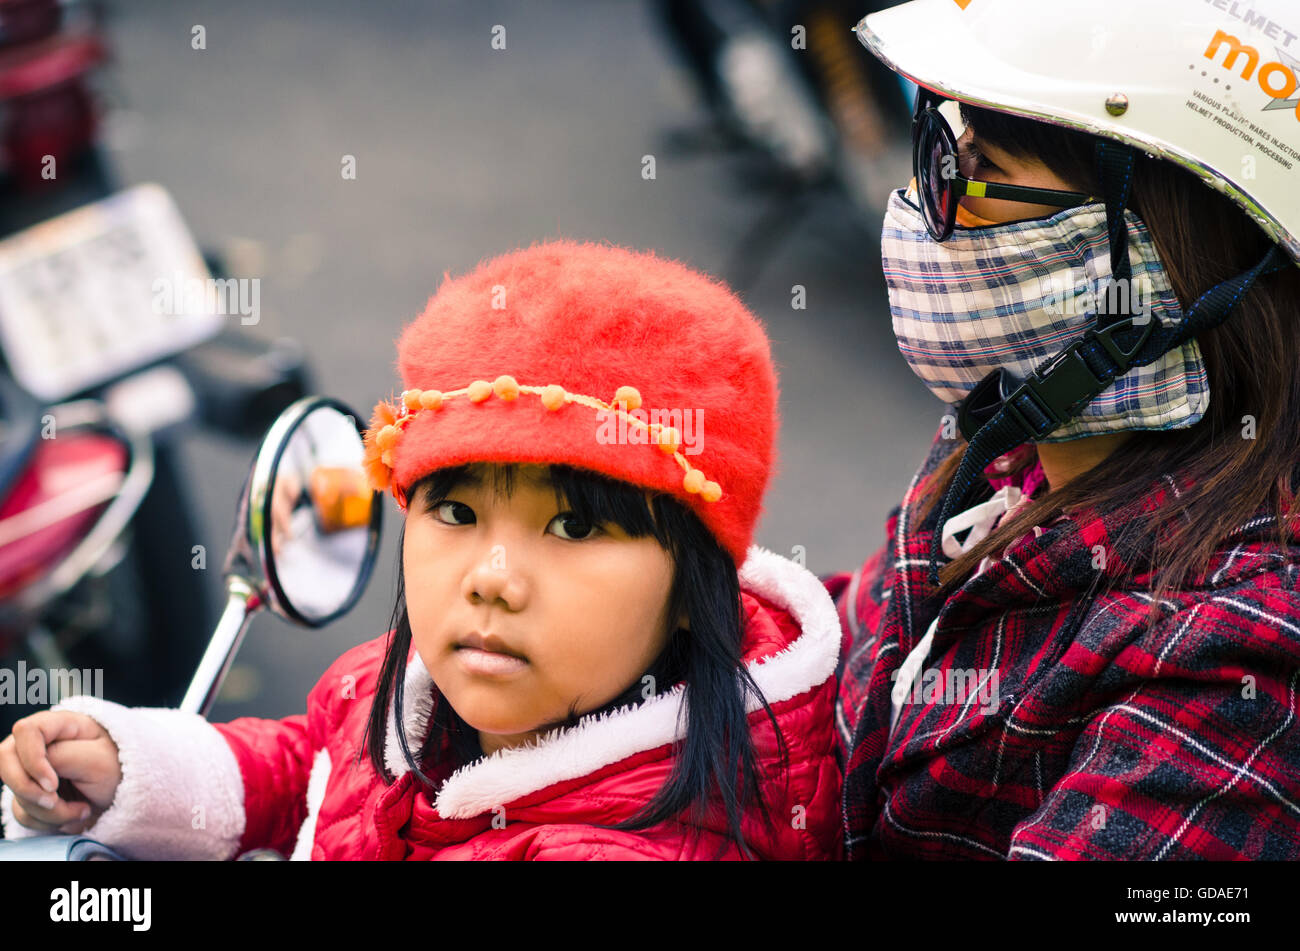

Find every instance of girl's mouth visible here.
[454,646,529,677]
[453,632,529,677]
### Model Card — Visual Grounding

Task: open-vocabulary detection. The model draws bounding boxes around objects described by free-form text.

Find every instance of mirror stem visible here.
[179,577,259,717]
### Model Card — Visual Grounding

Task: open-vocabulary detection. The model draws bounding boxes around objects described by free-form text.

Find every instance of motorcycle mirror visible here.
[180,397,381,716]
[253,399,382,625]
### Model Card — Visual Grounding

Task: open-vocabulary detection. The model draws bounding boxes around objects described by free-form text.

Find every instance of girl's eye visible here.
[547,512,600,541]
[431,500,475,525]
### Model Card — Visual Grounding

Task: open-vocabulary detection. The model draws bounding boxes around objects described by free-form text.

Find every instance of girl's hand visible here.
[0,710,122,835]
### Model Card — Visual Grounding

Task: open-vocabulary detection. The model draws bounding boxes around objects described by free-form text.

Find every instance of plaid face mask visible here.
[881,184,1209,443]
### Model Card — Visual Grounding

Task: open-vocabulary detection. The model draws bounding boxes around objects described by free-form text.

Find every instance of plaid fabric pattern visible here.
[829,417,1300,859]
[881,187,1209,443]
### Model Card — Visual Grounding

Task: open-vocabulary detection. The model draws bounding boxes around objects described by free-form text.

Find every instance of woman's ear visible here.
[677,609,690,632]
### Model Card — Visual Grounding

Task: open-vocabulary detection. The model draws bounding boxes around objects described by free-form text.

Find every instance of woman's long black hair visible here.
[360,463,791,859]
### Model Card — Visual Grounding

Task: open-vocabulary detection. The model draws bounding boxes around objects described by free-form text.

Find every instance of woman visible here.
[831,0,1300,859]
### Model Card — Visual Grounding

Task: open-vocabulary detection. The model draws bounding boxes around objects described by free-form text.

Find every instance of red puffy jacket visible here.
[1,547,844,860]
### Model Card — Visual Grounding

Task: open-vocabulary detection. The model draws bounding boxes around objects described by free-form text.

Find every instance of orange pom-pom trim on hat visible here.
[361,378,724,510]
[613,385,641,412]
[541,384,566,410]
[493,375,520,400]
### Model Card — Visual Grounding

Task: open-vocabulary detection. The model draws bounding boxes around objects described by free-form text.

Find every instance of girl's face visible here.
[403,464,682,756]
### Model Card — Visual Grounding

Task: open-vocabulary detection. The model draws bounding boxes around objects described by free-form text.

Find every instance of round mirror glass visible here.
[260,402,380,625]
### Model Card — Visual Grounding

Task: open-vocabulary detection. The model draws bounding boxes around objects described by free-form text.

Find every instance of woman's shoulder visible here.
[1131,568,1299,652]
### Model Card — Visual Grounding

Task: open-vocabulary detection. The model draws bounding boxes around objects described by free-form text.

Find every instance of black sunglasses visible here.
[912,90,1095,241]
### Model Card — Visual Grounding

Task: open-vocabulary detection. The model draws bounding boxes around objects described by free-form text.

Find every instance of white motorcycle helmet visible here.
[856,0,1300,262]
[853,0,1300,585]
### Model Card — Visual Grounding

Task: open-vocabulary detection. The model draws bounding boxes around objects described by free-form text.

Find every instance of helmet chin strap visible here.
[927,140,1289,588]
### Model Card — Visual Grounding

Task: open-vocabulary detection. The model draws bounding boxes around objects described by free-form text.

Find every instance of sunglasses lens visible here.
[913,111,952,240]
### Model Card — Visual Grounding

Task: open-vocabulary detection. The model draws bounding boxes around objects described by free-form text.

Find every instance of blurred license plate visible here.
[0,183,223,401]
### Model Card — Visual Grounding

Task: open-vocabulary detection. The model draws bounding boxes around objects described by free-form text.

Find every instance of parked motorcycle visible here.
[0,181,312,739]
[0,0,314,733]
[0,394,383,859]
[0,0,107,188]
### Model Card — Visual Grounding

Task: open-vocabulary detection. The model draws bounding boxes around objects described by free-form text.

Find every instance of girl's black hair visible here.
[360,463,790,859]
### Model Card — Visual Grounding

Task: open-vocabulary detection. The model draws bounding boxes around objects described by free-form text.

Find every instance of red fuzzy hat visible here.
[363,240,778,566]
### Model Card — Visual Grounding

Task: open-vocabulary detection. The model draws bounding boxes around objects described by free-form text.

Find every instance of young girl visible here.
[0,240,844,860]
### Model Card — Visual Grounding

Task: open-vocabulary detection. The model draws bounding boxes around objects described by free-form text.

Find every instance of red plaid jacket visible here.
[827,419,1300,860]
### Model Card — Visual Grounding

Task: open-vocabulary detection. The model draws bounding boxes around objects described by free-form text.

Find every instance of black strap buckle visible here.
[956,316,1155,443]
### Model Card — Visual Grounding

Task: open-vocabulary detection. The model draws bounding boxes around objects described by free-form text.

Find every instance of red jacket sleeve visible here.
[208,637,392,858]
[212,713,314,857]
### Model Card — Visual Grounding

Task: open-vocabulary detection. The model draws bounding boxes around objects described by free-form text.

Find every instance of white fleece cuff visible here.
[1,696,246,860]
[0,786,38,840]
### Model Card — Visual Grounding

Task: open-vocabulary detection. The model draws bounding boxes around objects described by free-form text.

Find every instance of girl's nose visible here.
[461,548,529,611]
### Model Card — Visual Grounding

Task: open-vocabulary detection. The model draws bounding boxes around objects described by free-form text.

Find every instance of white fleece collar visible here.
[382,544,841,820]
